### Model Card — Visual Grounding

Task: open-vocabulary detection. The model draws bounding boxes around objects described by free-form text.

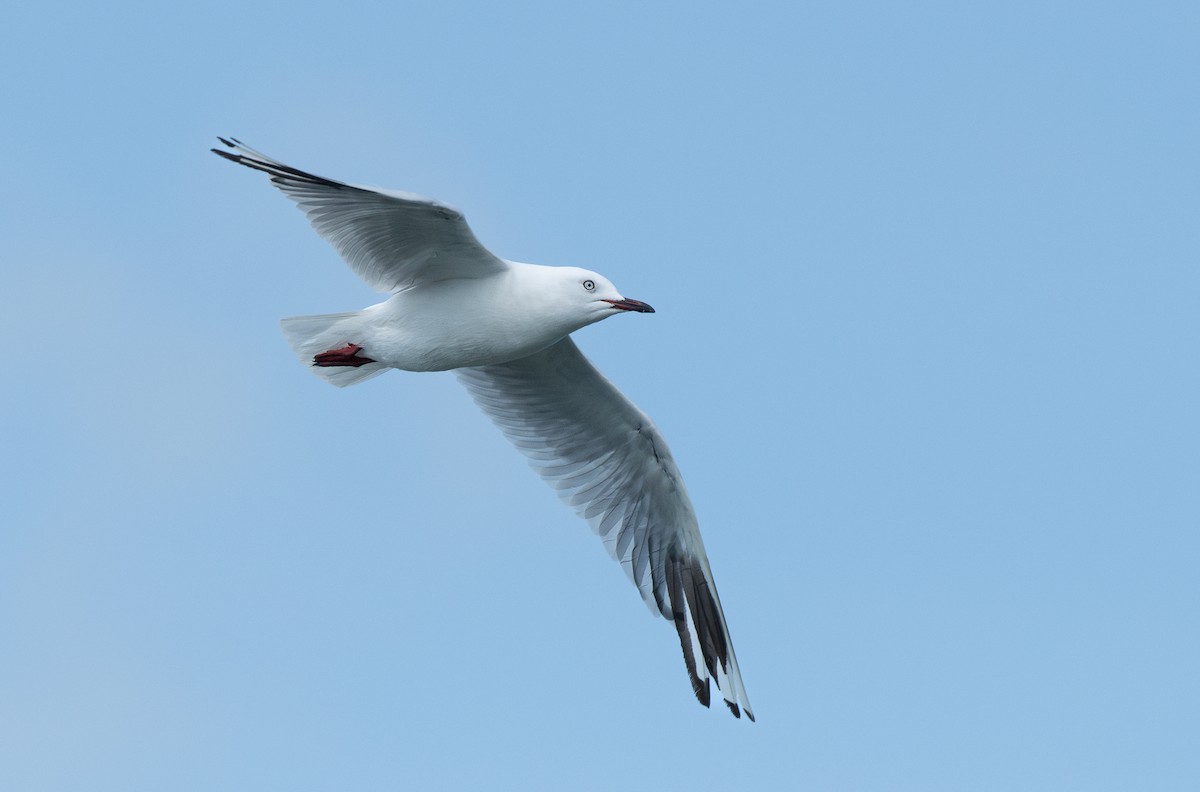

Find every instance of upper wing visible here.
[212,137,507,292]
[457,337,754,720]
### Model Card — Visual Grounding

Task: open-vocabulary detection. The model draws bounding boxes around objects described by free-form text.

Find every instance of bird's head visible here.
[554,266,655,325]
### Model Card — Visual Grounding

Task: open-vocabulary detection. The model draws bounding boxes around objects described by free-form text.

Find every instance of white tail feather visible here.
[280,312,387,387]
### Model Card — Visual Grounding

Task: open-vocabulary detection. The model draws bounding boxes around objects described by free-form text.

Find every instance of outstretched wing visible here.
[212,137,507,292]
[457,337,754,720]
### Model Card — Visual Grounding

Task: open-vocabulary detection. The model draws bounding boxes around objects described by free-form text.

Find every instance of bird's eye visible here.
[582,279,596,292]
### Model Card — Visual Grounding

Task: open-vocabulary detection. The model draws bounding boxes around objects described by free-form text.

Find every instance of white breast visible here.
[365,270,576,371]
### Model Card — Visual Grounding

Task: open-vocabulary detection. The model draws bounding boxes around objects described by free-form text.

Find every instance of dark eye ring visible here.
[582,279,596,292]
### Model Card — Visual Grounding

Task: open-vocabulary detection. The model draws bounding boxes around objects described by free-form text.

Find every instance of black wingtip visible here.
[745,708,756,723]
[209,141,352,191]
[726,700,742,719]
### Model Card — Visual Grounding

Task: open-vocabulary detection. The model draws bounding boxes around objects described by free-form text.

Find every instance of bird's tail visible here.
[280,312,388,387]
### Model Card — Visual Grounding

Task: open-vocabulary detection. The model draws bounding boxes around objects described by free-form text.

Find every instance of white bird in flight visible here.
[213,137,755,720]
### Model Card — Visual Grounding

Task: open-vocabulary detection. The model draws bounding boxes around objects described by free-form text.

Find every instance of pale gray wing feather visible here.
[213,137,506,292]
[457,337,754,720]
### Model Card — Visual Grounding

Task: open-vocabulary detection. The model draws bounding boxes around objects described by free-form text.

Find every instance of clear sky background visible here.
[2,2,1197,790]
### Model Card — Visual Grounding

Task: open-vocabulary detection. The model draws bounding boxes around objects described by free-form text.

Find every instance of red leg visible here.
[313,343,376,368]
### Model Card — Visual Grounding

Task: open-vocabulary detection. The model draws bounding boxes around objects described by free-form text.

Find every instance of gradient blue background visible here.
[2,2,1197,789]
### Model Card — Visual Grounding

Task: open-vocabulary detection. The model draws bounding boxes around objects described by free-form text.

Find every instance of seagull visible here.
[212,137,755,720]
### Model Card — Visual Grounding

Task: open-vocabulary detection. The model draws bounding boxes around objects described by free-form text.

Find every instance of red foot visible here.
[313,343,376,368]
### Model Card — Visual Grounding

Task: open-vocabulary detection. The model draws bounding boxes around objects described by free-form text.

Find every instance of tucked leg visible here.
[313,343,376,368]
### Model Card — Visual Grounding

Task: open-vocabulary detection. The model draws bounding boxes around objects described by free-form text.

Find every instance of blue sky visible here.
[2,1,1197,789]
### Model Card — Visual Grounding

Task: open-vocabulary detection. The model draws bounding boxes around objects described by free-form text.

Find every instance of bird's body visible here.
[213,137,754,720]
[283,263,632,376]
